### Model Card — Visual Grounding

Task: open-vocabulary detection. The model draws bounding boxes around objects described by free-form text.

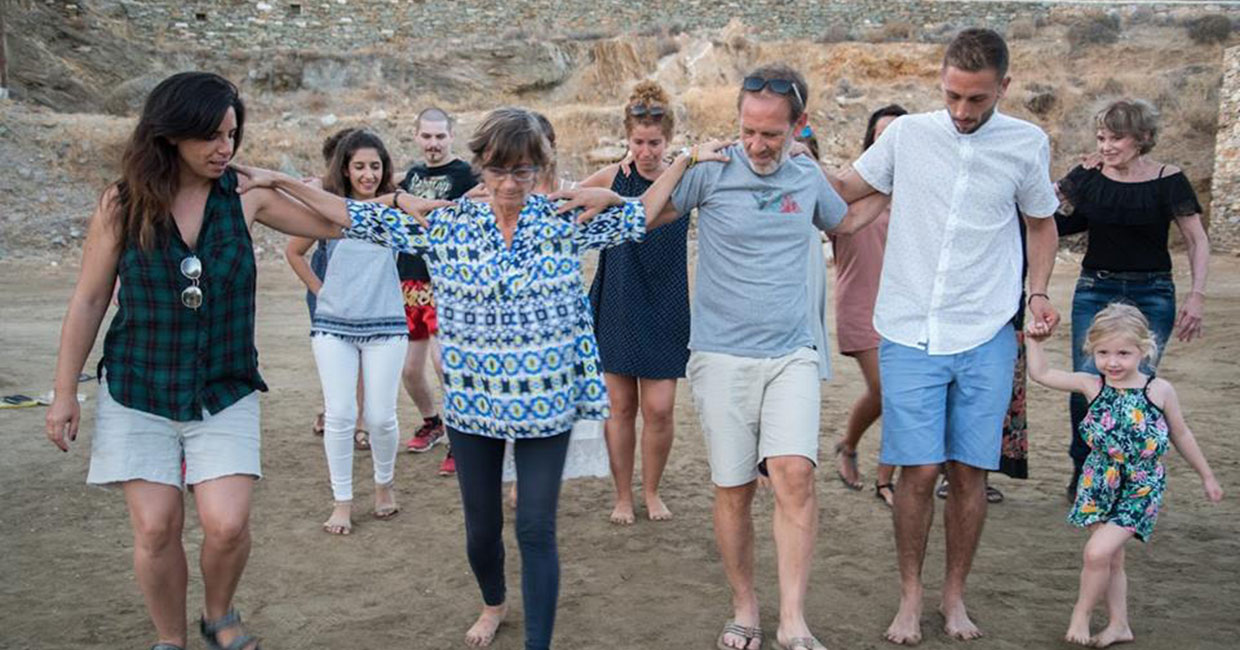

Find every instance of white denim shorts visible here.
[687,347,821,487]
[87,382,262,490]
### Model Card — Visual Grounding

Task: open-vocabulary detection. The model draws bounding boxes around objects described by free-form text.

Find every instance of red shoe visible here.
[438,449,456,476]
[406,417,445,453]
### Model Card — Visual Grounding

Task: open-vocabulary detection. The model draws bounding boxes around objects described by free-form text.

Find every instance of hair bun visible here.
[628,80,670,108]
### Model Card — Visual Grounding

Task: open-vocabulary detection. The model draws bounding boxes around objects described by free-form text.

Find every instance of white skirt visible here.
[502,419,609,482]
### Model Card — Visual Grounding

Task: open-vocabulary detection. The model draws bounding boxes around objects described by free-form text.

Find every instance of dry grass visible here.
[1185,15,1234,45]
[1066,13,1121,53]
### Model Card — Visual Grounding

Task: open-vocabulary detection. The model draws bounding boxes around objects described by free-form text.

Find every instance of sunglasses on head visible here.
[628,103,666,118]
[742,76,805,110]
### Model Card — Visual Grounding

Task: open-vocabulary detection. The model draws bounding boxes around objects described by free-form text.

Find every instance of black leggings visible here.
[448,427,570,650]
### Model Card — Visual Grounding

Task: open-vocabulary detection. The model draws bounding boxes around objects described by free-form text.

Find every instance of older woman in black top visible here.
[1056,99,1210,497]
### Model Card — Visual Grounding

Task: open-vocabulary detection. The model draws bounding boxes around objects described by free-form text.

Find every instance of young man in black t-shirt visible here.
[398,107,479,476]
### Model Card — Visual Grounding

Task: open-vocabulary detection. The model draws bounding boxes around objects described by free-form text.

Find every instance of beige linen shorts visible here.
[87,382,262,489]
[687,347,821,487]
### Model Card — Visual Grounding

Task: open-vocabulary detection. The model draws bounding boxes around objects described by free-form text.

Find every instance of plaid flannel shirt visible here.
[100,169,267,421]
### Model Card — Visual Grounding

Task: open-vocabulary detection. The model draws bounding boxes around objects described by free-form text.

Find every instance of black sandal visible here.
[200,609,260,650]
[833,442,863,491]
[875,482,895,508]
[985,483,1005,504]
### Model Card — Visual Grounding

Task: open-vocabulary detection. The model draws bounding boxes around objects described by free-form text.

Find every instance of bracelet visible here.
[689,145,699,168]
[391,189,404,209]
[1027,292,1050,306]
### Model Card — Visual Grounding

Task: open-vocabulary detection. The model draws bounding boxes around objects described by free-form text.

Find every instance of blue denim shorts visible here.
[879,324,1018,470]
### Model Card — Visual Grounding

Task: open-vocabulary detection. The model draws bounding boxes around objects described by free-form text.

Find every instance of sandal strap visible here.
[723,621,762,640]
[220,634,259,650]
[201,609,242,634]
[151,644,185,650]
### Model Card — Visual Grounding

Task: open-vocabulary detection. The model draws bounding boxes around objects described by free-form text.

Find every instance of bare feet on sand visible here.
[372,482,399,520]
[1090,624,1134,648]
[465,603,508,647]
[940,600,983,641]
[1064,616,1093,646]
[610,498,636,525]
[645,493,672,521]
[884,595,922,645]
[322,501,353,535]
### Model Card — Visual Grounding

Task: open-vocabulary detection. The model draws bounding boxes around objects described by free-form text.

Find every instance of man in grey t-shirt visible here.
[644,63,873,650]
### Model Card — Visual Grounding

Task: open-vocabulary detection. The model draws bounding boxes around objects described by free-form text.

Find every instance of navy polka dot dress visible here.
[588,168,690,379]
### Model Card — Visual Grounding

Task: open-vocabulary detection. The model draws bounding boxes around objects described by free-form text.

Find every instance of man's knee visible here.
[765,456,815,495]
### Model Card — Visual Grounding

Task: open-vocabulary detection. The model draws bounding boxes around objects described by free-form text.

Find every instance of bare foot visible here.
[940,600,982,641]
[1064,616,1093,646]
[1090,624,1133,648]
[322,501,352,535]
[719,612,762,650]
[464,603,507,647]
[609,500,635,525]
[835,441,863,489]
[884,595,922,645]
[373,483,399,520]
[506,483,517,509]
[645,493,672,521]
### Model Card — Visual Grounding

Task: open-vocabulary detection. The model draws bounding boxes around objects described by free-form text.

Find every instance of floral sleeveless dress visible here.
[1069,375,1169,541]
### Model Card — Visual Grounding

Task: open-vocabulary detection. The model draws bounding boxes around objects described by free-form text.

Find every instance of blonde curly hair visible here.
[1084,302,1159,363]
[624,80,674,139]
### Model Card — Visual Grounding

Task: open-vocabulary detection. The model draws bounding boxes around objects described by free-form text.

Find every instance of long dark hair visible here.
[862,104,908,151]
[113,72,245,251]
[322,130,395,199]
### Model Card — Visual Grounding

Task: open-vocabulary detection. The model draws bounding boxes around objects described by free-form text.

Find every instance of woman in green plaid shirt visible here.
[44,73,356,650]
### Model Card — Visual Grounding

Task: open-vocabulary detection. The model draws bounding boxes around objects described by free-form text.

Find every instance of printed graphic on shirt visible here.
[406,174,454,200]
[754,190,802,215]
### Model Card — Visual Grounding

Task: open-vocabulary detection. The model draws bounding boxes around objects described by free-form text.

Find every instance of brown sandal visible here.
[353,429,370,450]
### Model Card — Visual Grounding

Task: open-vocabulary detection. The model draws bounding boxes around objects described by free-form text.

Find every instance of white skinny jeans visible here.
[312,334,405,501]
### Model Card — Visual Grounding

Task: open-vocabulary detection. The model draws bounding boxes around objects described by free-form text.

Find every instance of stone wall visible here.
[89,1,1240,51]
[1210,45,1240,252]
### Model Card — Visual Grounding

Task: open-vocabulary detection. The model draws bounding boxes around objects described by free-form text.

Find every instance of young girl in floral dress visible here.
[1026,303,1222,648]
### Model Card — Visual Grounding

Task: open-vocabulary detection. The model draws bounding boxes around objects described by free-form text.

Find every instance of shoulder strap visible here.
[1157,165,1166,179]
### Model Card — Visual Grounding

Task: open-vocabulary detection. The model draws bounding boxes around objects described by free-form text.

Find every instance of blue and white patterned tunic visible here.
[345,195,647,439]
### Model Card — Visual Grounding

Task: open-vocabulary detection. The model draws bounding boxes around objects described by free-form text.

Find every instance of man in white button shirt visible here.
[831,29,1061,645]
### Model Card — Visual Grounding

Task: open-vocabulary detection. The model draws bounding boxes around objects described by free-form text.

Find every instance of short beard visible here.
[744,137,792,176]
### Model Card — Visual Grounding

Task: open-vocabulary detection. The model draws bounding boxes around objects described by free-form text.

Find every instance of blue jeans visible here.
[449,427,570,650]
[1068,270,1176,474]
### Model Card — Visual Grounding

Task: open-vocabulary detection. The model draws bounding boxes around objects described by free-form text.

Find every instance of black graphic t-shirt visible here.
[397,159,479,281]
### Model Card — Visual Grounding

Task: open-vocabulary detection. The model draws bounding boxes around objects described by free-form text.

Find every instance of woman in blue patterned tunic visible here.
[1026,303,1222,648]
[581,81,689,524]
[236,108,728,650]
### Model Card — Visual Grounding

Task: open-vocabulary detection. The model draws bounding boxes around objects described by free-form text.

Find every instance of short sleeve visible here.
[343,199,433,256]
[573,199,647,251]
[671,161,715,214]
[852,115,901,194]
[1161,173,1203,218]
[1016,134,1059,218]
[812,172,848,232]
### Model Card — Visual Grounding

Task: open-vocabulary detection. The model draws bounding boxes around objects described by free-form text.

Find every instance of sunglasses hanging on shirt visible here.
[180,255,203,310]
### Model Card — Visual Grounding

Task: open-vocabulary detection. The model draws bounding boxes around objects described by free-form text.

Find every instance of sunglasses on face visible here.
[482,165,541,183]
[180,255,203,310]
[742,76,805,111]
[628,103,667,118]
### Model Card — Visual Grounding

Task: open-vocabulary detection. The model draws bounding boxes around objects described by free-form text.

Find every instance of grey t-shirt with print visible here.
[672,144,847,358]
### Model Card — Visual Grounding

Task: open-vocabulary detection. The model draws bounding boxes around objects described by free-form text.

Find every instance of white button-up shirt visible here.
[853,110,1059,355]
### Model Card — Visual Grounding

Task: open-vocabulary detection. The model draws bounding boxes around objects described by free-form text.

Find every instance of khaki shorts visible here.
[87,382,262,490]
[687,348,821,487]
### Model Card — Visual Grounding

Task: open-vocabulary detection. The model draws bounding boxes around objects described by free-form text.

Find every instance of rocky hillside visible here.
[1,1,1236,260]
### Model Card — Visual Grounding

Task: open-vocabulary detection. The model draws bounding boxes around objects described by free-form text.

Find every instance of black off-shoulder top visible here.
[1055,165,1202,272]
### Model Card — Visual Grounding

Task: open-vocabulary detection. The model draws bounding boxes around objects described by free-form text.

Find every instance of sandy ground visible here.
[2,252,1238,650]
